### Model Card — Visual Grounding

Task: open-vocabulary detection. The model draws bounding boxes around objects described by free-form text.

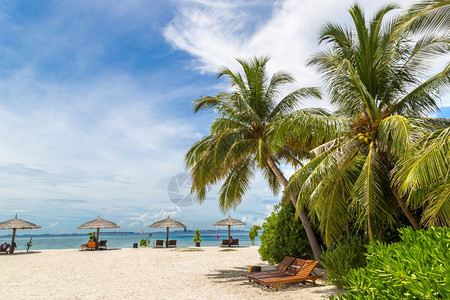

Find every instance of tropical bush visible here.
[331,227,450,299]
[321,236,367,288]
[193,229,203,243]
[139,239,150,247]
[259,202,314,264]
[248,225,261,246]
[88,232,97,241]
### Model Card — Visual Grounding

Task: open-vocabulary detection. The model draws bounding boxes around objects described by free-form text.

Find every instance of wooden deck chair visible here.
[155,240,164,247]
[167,240,177,248]
[241,256,296,279]
[98,240,107,250]
[0,243,10,253]
[255,260,323,291]
[230,239,240,247]
[220,239,229,247]
[249,259,308,281]
[245,258,307,281]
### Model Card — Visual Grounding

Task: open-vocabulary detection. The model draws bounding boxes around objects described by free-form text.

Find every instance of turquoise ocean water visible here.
[0,230,260,250]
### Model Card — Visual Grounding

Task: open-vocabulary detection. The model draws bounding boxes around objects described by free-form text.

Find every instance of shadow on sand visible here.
[0,250,42,256]
[205,265,344,294]
[78,247,122,252]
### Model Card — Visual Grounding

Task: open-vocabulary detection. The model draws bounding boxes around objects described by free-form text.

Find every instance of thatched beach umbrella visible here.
[77,216,119,250]
[0,214,41,254]
[149,216,185,248]
[213,216,245,242]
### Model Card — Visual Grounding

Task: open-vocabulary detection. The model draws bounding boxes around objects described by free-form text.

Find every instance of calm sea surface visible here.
[0,230,260,250]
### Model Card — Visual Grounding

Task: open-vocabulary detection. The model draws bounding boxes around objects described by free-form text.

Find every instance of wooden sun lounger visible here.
[0,243,10,253]
[241,256,296,279]
[220,239,229,247]
[155,240,164,247]
[247,259,308,280]
[254,260,323,291]
[230,239,239,247]
[98,240,107,250]
[167,240,177,248]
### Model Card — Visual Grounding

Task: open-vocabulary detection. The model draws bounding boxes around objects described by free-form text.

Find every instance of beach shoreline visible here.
[0,246,343,299]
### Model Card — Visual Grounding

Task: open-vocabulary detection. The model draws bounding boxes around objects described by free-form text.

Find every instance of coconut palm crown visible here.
[276,1,449,246]
[185,56,324,259]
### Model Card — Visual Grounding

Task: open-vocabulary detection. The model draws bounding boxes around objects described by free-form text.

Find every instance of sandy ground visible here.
[0,247,344,300]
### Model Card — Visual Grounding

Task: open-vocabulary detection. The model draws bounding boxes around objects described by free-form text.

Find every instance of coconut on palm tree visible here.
[185,57,324,260]
[275,1,449,247]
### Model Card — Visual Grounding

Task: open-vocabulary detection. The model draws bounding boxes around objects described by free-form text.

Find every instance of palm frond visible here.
[351,142,396,240]
[261,165,282,195]
[218,159,255,212]
[377,115,424,156]
[421,183,450,227]
[398,0,450,36]
[268,87,322,119]
[394,127,449,196]
[390,63,450,117]
[210,118,246,134]
[269,111,350,152]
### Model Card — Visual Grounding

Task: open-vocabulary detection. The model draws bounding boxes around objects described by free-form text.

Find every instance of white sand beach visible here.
[0,247,343,300]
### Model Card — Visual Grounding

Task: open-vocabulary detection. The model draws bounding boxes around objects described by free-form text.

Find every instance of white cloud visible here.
[127,206,182,228]
[164,0,450,109]
[0,68,204,231]
[241,215,265,227]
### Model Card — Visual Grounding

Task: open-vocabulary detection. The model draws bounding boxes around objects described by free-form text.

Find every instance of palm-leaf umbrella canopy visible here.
[149,216,185,248]
[77,217,119,250]
[0,214,41,254]
[213,216,245,241]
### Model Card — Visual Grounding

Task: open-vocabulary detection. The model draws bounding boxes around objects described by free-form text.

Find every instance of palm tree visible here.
[275,2,449,246]
[185,57,324,260]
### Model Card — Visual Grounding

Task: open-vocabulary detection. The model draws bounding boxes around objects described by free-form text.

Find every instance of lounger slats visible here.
[245,258,323,291]
[285,259,307,275]
[241,256,295,279]
[276,256,296,272]
[245,271,287,280]
[294,260,317,277]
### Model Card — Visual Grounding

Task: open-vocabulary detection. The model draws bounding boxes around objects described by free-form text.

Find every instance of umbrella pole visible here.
[96,228,99,250]
[228,225,231,247]
[10,228,16,254]
[166,227,169,248]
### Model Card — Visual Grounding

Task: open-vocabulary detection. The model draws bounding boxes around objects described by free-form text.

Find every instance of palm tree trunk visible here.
[393,189,421,230]
[267,156,322,260]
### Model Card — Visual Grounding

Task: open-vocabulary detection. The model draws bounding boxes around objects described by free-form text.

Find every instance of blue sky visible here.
[0,0,448,234]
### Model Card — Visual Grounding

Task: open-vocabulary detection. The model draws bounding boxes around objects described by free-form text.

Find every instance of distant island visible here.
[0,229,247,238]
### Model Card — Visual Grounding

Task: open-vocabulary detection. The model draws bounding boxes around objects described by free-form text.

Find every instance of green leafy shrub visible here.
[321,236,367,288]
[259,202,314,264]
[139,239,150,247]
[193,229,202,243]
[248,225,261,246]
[331,227,450,299]
[88,232,97,241]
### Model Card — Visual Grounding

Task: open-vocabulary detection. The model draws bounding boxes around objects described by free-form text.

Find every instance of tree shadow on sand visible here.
[206,266,249,283]
[1,250,42,256]
[206,266,345,295]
